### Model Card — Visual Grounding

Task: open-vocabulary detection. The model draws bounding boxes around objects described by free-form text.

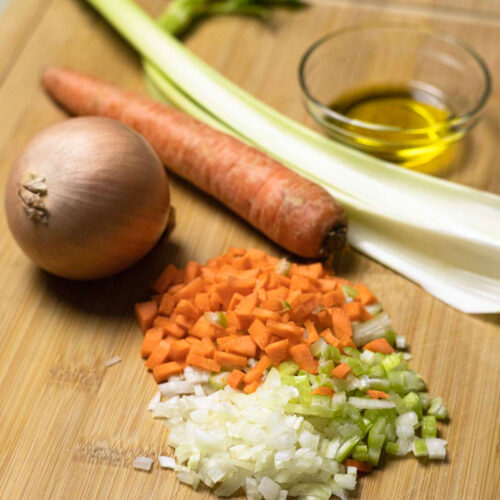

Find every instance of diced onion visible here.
[103,356,121,367]
[133,456,153,471]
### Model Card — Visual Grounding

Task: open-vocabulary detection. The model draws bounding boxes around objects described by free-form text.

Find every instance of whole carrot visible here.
[42,67,347,259]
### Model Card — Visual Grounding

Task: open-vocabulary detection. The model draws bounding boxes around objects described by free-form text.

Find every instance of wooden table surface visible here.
[0,1,499,499]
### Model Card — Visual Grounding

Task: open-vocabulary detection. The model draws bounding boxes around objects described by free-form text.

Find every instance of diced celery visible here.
[319,360,334,376]
[343,358,365,377]
[388,371,406,393]
[412,439,428,457]
[343,347,361,358]
[278,360,299,376]
[428,398,448,420]
[284,403,334,418]
[281,375,311,405]
[382,353,402,373]
[385,442,400,455]
[395,335,407,350]
[335,436,361,462]
[404,370,426,392]
[311,394,331,408]
[418,392,431,411]
[403,392,423,418]
[385,329,396,347]
[297,369,309,377]
[352,444,369,462]
[209,372,230,390]
[342,284,358,299]
[365,303,382,316]
[368,445,382,466]
[368,365,385,378]
[310,338,328,358]
[422,415,437,439]
[275,258,291,276]
[205,311,228,328]
[389,392,410,415]
[368,377,390,391]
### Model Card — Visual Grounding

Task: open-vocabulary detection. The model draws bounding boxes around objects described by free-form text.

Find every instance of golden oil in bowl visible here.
[326,85,460,173]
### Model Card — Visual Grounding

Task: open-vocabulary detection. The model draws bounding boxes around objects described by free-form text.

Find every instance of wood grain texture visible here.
[0,0,498,499]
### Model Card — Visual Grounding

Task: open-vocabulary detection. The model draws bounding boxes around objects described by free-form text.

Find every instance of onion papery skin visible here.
[5,117,171,280]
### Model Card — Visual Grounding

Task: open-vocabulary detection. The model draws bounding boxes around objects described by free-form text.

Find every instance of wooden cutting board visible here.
[0,1,498,498]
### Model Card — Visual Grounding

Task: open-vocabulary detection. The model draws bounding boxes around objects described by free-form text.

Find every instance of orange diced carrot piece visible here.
[158,294,176,316]
[264,339,289,365]
[227,369,245,389]
[243,380,261,394]
[316,310,332,330]
[355,283,378,306]
[153,317,185,339]
[152,264,177,294]
[248,319,271,349]
[174,277,205,301]
[185,261,202,283]
[363,338,394,354]
[345,459,372,473]
[367,390,390,400]
[289,344,318,374]
[341,302,363,321]
[190,317,216,339]
[174,299,200,319]
[135,300,158,332]
[167,283,184,294]
[140,327,164,358]
[290,298,318,324]
[153,361,185,383]
[340,336,357,350]
[320,328,341,348]
[214,351,248,367]
[317,278,337,293]
[146,339,173,369]
[252,308,281,323]
[331,308,353,339]
[186,352,221,373]
[266,287,288,301]
[266,320,304,340]
[312,386,334,396]
[235,293,257,317]
[222,336,258,358]
[259,299,283,312]
[331,363,351,379]
[173,313,196,330]
[201,336,216,358]
[215,284,237,310]
[172,268,186,285]
[228,292,245,312]
[290,274,311,291]
[194,292,211,312]
[321,289,345,308]
[168,339,191,360]
[244,355,272,384]
[209,291,223,311]
[360,307,373,322]
[304,320,319,344]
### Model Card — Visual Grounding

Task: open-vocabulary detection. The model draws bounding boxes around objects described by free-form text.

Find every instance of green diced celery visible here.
[298,369,309,377]
[413,439,428,457]
[319,360,334,376]
[321,345,334,361]
[403,392,423,418]
[418,392,430,411]
[388,371,406,393]
[278,360,299,376]
[404,370,426,392]
[345,358,365,376]
[281,299,292,311]
[311,394,331,408]
[342,284,358,299]
[368,365,385,378]
[310,338,328,358]
[422,415,437,439]
[352,444,369,462]
[335,436,361,462]
[389,392,410,415]
[331,346,341,363]
[385,442,400,455]
[284,403,334,418]
[382,353,402,373]
[428,397,448,420]
[209,371,230,390]
[385,329,396,347]
[343,347,360,358]
[281,375,311,405]
[385,421,396,442]
[368,445,382,466]
[368,377,390,391]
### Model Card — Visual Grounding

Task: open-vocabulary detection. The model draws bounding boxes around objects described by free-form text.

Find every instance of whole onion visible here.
[5,117,171,280]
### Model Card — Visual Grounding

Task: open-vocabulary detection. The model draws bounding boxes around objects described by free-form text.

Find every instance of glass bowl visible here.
[299,24,491,172]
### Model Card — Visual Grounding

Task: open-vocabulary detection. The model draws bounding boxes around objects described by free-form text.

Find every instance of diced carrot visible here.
[235,293,257,317]
[223,326,238,337]
[363,338,394,354]
[216,335,238,349]
[214,351,248,367]
[275,274,291,288]
[140,327,164,358]
[266,320,304,340]
[174,299,200,319]
[312,386,334,396]
[257,288,266,303]
[260,299,283,312]
[153,361,185,383]
[194,292,211,312]
[158,319,186,339]
[185,336,202,345]
[228,292,245,312]
[321,289,345,308]
[189,343,208,357]
[151,294,162,305]
[331,308,353,339]
[201,267,216,282]
[209,290,222,310]
[227,369,245,389]
[331,363,351,379]
[222,335,258,358]
[174,277,205,301]
[225,310,243,330]
[172,268,186,285]
[185,261,202,282]
[291,263,323,280]
[281,313,290,323]
[201,336,216,358]
[266,287,288,301]
[355,283,378,306]
[152,264,177,294]
[158,294,176,316]
[190,317,216,339]
[168,339,191,360]
[215,284,237,310]
[186,352,221,373]
[248,318,271,349]
[304,320,319,344]
[243,380,261,394]
[290,298,318,324]
[167,283,184,294]
[360,307,373,322]
[320,328,341,348]
[290,274,311,291]
[264,339,289,365]
[345,459,372,473]
[316,310,332,330]
[135,300,158,332]
[340,336,357,351]
[317,278,337,293]
[252,308,281,323]
[228,247,246,257]
[256,272,270,289]
[341,302,362,321]
[289,344,318,374]
[231,277,257,291]
[173,313,196,330]
[367,390,390,399]
[146,339,173,369]
[244,355,272,384]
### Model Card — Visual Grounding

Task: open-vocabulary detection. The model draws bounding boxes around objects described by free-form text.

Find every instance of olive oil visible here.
[328,85,461,173]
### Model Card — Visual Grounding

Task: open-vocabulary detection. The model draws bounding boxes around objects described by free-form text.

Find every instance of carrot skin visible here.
[42,67,347,259]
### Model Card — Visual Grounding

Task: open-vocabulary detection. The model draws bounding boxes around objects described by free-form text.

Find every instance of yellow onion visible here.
[5,117,171,279]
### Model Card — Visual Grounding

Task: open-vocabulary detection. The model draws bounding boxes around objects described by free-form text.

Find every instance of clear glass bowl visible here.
[299,24,491,172]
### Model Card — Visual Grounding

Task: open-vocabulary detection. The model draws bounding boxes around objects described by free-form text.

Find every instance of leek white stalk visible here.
[87,0,500,313]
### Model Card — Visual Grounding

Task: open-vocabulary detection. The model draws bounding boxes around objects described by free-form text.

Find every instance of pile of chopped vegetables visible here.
[136,248,448,499]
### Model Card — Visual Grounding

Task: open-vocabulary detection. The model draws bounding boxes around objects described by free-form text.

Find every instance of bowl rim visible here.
[298,23,492,134]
